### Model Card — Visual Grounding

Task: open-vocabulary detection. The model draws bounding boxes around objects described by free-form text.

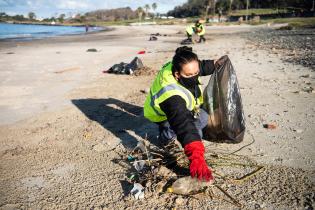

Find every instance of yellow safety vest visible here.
[143,62,203,122]
[186,25,195,35]
[196,24,205,36]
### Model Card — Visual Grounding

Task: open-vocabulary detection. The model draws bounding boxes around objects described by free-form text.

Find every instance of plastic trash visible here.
[130,183,144,199]
[134,141,146,153]
[86,48,97,52]
[149,36,158,41]
[180,39,193,45]
[125,57,144,75]
[167,176,212,195]
[202,55,245,143]
[133,160,146,171]
[137,50,146,54]
[107,57,143,75]
[263,123,277,129]
[127,155,135,161]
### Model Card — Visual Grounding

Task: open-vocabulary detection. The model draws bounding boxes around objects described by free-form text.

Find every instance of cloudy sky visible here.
[0,0,186,18]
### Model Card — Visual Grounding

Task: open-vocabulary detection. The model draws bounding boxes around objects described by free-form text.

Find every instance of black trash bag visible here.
[124,57,144,75]
[108,62,127,74]
[180,39,193,45]
[202,55,245,143]
[107,57,144,75]
[149,36,158,41]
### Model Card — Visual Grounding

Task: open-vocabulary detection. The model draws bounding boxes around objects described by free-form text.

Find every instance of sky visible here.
[0,0,187,18]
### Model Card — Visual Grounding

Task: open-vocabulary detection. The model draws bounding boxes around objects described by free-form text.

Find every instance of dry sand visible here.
[0,24,314,209]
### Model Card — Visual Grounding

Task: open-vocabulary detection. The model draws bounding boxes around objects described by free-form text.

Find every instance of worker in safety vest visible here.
[144,46,224,181]
[185,24,196,42]
[195,19,206,43]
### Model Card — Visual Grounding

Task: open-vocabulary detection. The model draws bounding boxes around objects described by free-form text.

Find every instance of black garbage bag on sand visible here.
[202,55,245,143]
[107,57,144,75]
[180,39,193,45]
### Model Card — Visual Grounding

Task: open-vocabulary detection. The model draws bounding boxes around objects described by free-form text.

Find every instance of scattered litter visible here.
[83,131,92,139]
[127,155,135,161]
[86,48,97,52]
[167,176,212,195]
[106,57,144,75]
[133,160,146,172]
[149,36,158,41]
[263,123,277,129]
[180,39,193,45]
[130,183,145,199]
[302,86,313,93]
[137,50,146,54]
[157,166,176,177]
[293,129,303,133]
[150,33,168,36]
[300,74,310,78]
[133,141,146,153]
[114,124,265,205]
[54,67,80,74]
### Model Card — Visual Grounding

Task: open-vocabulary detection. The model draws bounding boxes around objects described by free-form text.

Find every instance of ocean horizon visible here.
[0,23,104,40]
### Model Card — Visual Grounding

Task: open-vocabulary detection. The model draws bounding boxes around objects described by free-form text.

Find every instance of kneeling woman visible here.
[144,46,221,182]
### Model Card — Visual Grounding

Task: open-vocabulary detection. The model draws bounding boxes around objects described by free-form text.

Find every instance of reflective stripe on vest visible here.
[150,83,193,116]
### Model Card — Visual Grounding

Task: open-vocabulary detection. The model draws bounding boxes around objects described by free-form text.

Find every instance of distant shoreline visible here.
[0,22,109,42]
[0,21,99,28]
[0,26,115,49]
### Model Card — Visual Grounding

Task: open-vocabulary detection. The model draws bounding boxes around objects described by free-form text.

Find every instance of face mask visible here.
[178,74,199,89]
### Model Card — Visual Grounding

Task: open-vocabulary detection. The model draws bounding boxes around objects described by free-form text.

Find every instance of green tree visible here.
[28,12,36,20]
[152,3,157,20]
[58,13,66,23]
[144,4,150,18]
[136,7,144,22]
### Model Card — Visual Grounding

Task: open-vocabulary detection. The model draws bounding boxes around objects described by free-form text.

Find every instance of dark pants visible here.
[199,35,206,43]
[186,32,192,41]
[157,108,209,145]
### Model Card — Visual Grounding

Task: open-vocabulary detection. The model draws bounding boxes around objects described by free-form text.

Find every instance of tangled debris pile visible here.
[114,137,266,208]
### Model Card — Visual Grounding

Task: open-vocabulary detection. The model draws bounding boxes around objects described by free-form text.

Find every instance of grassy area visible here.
[231,8,288,16]
[258,17,315,28]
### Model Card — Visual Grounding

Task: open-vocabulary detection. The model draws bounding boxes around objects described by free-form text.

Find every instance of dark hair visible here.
[172,46,198,76]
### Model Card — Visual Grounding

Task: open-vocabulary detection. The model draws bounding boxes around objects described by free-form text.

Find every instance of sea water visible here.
[0,23,103,40]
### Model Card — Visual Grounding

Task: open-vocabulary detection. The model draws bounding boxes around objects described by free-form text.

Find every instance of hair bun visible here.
[175,46,193,55]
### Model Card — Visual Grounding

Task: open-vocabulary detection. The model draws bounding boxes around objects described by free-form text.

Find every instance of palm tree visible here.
[229,0,233,15]
[144,4,150,18]
[28,12,36,20]
[245,0,249,21]
[205,0,211,20]
[136,7,144,22]
[152,3,157,20]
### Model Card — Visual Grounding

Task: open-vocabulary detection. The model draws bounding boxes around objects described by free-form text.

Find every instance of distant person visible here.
[185,24,196,42]
[85,24,89,33]
[218,9,223,22]
[195,20,206,43]
[143,46,225,181]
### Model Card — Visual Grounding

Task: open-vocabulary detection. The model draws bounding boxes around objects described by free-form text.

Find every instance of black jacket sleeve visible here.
[159,95,201,147]
[199,60,215,76]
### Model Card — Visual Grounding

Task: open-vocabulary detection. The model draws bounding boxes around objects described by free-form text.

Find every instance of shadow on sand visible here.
[72,97,159,149]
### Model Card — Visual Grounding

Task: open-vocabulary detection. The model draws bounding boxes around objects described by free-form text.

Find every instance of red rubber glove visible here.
[184,141,214,182]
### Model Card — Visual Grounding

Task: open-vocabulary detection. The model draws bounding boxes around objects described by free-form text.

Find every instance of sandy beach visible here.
[0,24,314,209]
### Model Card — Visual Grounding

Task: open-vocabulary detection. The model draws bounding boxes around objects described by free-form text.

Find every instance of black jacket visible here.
[159,60,215,147]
